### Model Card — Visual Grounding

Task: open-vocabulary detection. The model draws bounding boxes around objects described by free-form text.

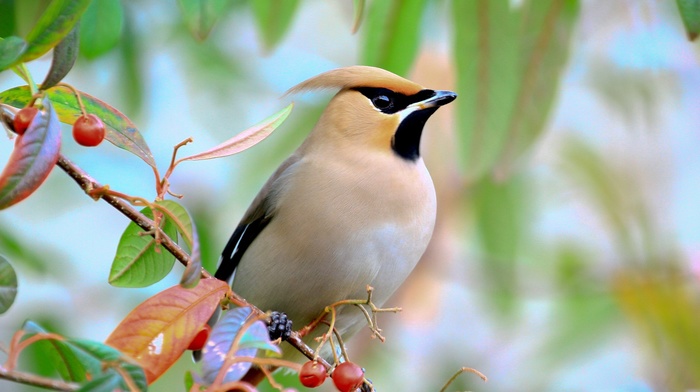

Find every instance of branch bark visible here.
[0,366,78,391]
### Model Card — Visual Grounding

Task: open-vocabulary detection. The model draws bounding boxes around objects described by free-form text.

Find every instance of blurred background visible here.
[1,0,700,391]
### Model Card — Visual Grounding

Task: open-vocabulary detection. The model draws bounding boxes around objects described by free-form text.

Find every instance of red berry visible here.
[187,324,211,351]
[13,106,39,135]
[299,360,327,388]
[332,362,364,392]
[72,114,105,147]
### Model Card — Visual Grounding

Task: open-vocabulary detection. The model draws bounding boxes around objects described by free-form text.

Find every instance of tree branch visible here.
[0,366,78,391]
[54,154,331,370]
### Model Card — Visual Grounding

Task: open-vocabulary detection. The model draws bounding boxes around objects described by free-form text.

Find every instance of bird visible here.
[211,65,456,383]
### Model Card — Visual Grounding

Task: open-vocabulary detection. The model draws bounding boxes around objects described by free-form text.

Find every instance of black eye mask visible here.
[354,87,437,114]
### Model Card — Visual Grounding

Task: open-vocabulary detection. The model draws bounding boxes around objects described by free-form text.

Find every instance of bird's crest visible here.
[285,66,424,97]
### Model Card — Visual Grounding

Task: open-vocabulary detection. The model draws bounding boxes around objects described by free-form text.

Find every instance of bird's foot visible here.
[268,311,293,341]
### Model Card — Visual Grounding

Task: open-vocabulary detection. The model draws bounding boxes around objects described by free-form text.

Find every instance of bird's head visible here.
[286,66,456,161]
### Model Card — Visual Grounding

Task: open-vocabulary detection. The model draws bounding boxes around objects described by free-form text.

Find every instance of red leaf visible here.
[105,279,229,384]
[0,99,61,209]
[178,103,292,162]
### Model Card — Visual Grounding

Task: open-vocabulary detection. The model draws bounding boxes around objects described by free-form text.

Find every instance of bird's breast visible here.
[233,152,436,327]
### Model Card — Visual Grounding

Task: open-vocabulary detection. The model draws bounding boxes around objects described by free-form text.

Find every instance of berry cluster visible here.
[299,360,365,391]
[268,311,293,341]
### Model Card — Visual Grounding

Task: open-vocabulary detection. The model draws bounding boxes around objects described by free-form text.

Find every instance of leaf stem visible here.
[12,64,38,95]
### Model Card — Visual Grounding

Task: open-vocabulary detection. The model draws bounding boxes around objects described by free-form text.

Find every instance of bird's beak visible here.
[414,90,457,110]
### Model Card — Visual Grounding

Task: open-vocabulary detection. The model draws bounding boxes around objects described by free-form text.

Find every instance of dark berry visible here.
[299,360,327,388]
[72,114,105,147]
[13,106,38,135]
[268,311,292,341]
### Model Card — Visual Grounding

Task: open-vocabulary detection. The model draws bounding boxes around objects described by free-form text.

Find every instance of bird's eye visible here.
[372,95,393,110]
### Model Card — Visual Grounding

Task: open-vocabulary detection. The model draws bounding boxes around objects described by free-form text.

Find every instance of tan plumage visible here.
[210,66,456,381]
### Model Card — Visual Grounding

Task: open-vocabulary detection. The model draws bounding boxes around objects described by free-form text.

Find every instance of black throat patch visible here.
[392,107,439,161]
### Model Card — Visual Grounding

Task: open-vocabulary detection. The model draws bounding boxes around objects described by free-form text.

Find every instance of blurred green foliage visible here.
[1,0,699,391]
[79,0,123,59]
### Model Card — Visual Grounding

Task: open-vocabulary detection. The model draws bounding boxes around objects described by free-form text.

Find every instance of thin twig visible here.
[329,325,349,363]
[438,367,488,392]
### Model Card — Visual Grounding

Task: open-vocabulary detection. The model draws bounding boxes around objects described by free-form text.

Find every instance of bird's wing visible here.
[214,154,301,284]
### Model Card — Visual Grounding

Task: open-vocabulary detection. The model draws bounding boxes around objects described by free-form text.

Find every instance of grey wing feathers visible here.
[213,154,301,283]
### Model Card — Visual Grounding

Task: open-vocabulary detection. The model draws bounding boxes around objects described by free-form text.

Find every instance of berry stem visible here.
[301,286,399,343]
[57,83,87,116]
[438,367,488,392]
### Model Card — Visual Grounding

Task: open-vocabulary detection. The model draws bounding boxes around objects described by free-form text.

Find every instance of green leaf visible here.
[70,339,147,391]
[452,0,519,181]
[558,137,645,255]
[40,25,79,89]
[79,0,124,59]
[18,322,146,390]
[0,255,18,314]
[542,293,619,366]
[0,99,62,210]
[118,8,144,116]
[178,0,228,41]
[0,36,28,71]
[178,103,292,162]
[69,338,122,362]
[497,0,579,174]
[21,0,92,63]
[362,0,428,76]
[452,0,579,182]
[472,175,529,315]
[0,85,156,168]
[109,207,178,288]
[677,0,700,41]
[0,1,17,38]
[156,200,194,247]
[184,371,195,391]
[0,222,49,275]
[76,372,121,392]
[250,0,300,52]
[22,320,97,382]
[155,200,202,288]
